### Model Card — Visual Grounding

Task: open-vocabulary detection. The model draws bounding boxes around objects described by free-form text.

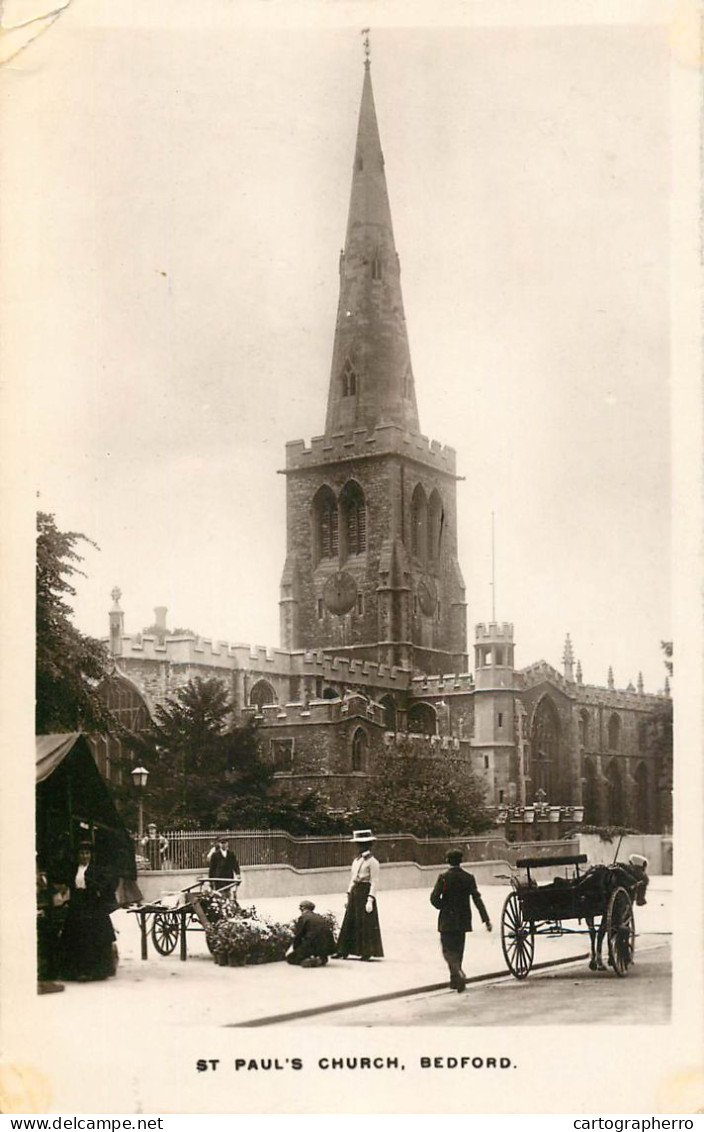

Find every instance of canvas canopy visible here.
[36,733,138,896]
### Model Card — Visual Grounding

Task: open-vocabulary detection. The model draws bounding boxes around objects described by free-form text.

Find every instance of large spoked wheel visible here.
[151,911,180,955]
[606,886,635,976]
[501,891,535,979]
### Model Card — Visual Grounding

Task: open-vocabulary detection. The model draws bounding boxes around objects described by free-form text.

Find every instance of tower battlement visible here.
[410,672,475,695]
[244,693,387,728]
[475,622,514,641]
[285,424,457,474]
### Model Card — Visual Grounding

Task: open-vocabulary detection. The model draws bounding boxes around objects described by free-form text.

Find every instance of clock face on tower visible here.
[417,576,437,616]
[323,571,358,615]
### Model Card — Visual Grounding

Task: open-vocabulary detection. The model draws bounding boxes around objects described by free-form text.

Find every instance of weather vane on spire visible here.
[361,28,371,65]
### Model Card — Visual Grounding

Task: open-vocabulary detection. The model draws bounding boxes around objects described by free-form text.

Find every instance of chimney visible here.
[154,606,168,633]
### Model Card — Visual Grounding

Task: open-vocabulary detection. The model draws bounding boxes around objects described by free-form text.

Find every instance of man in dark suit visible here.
[430,849,492,992]
[207,839,241,891]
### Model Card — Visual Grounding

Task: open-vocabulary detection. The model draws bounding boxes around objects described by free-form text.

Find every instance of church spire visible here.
[324,54,420,437]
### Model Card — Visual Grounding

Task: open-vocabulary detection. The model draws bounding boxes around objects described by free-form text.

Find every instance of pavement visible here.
[36,876,672,1030]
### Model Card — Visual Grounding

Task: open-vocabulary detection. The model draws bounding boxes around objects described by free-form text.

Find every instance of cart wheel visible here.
[501,891,534,979]
[151,911,180,955]
[606,886,635,976]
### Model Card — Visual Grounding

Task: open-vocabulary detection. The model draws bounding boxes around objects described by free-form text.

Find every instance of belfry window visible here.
[341,480,366,556]
[314,486,339,561]
[428,490,444,562]
[341,359,357,398]
[411,484,428,562]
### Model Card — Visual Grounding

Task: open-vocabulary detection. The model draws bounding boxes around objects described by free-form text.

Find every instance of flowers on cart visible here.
[207,906,294,966]
[197,886,241,924]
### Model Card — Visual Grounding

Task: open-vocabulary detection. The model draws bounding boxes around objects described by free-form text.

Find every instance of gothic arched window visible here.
[579,709,589,749]
[407,702,437,736]
[635,761,649,830]
[410,484,427,562]
[380,694,396,732]
[341,480,366,557]
[313,486,338,562]
[606,759,625,825]
[341,358,357,398]
[607,713,621,751]
[529,696,560,800]
[427,490,444,562]
[250,680,276,710]
[583,756,599,824]
[351,727,368,771]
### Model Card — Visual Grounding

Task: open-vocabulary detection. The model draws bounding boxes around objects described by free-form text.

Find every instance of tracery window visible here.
[250,680,276,709]
[341,359,357,397]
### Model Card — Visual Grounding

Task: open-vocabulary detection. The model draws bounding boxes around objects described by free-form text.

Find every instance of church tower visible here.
[280,52,467,675]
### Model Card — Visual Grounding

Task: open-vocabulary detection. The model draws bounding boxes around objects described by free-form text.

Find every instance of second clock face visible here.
[417,576,437,616]
[323,571,358,615]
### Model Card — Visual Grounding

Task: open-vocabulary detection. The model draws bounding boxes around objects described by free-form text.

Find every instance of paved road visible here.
[281,936,671,1027]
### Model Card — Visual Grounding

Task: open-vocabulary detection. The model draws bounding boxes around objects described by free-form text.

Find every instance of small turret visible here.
[563,633,575,682]
[474,622,514,690]
[576,660,583,685]
[109,587,124,657]
[638,671,644,695]
[607,666,614,691]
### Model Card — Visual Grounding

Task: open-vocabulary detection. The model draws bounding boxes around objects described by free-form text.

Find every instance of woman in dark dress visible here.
[334,830,384,961]
[60,844,117,981]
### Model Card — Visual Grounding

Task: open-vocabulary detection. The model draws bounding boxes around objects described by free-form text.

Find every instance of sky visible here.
[4,4,673,692]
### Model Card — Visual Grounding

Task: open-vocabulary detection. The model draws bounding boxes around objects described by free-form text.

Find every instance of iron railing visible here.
[135,829,580,872]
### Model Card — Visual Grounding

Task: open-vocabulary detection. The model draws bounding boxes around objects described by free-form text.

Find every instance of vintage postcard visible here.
[0,0,701,1116]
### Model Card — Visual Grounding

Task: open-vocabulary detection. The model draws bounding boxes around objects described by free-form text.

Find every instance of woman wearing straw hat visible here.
[333,830,384,961]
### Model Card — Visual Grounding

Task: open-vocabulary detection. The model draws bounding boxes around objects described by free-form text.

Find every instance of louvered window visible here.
[320,502,339,558]
[341,481,366,556]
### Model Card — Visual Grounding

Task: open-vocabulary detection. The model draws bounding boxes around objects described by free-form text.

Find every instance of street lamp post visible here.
[131,765,149,846]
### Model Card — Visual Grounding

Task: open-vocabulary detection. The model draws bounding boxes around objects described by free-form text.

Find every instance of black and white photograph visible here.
[1,0,701,1117]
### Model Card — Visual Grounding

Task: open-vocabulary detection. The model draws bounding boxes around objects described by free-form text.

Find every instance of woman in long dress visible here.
[334,830,384,961]
[60,844,117,981]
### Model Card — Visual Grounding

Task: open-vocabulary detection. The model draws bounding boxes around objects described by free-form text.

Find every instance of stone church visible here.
[95,56,672,836]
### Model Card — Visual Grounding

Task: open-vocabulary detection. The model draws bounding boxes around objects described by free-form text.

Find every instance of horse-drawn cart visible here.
[500,854,647,980]
[128,878,241,961]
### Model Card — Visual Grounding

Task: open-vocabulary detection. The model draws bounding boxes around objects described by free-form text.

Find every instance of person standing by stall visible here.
[60,843,118,982]
[333,830,384,961]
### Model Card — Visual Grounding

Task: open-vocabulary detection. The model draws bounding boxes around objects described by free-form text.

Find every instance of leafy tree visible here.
[128,675,355,832]
[129,676,274,827]
[356,743,493,837]
[36,512,113,734]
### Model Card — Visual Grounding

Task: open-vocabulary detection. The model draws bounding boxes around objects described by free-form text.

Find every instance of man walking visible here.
[430,849,492,992]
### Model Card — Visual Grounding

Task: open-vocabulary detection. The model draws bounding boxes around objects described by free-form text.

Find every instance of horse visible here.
[580,861,649,971]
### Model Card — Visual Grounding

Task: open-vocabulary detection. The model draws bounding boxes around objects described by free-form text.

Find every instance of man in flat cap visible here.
[430,849,492,992]
[287,901,337,968]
